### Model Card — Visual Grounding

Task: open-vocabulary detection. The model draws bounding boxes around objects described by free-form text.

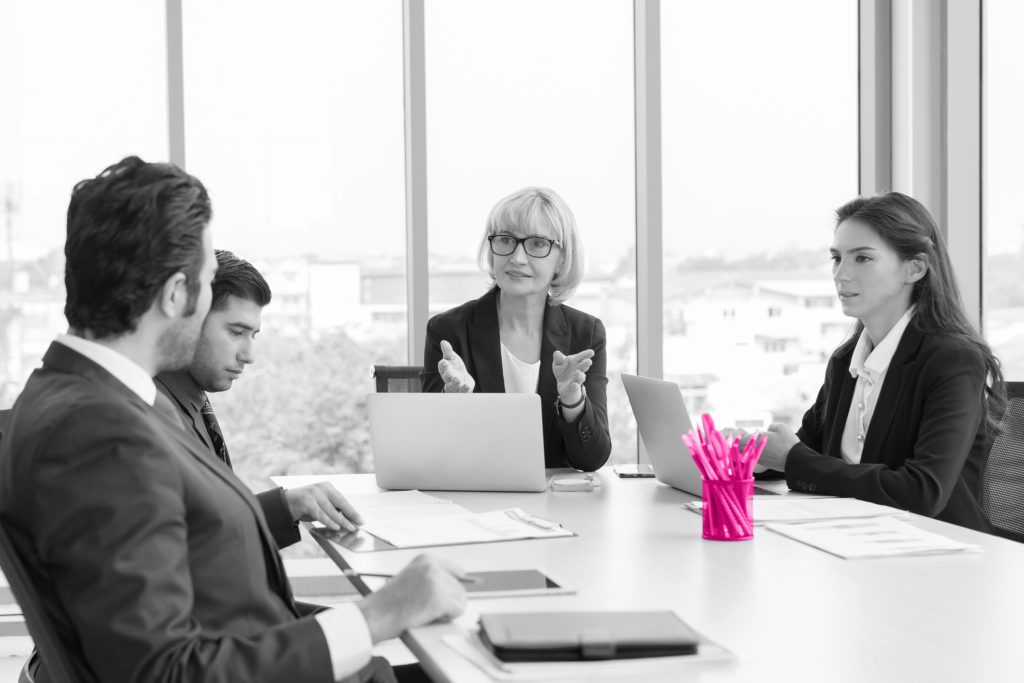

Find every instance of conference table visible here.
[305,470,1024,683]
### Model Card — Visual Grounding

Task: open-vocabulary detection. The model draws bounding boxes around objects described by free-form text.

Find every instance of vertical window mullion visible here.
[403,0,429,364]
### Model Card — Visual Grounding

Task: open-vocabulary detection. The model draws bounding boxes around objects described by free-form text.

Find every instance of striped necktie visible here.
[199,398,232,468]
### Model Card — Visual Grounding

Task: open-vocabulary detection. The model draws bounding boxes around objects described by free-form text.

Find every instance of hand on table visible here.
[758,422,801,472]
[284,483,364,532]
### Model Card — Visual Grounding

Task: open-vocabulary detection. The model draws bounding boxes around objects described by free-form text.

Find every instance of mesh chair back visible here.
[982,382,1024,542]
[370,365,424,393]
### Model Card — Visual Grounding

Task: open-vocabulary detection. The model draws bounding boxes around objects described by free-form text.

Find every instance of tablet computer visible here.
[463,569,574,598]
[358,568,574,598]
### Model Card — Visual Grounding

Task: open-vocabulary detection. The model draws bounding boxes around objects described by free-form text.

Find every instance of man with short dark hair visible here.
[0,157,467,682]
[156,250,361,550]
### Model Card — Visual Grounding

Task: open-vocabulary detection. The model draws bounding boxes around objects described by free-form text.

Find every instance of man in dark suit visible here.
[0,157,467,682]
[156,250,360,551]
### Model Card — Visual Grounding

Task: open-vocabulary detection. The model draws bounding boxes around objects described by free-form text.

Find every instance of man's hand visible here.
[438,340,475,394]
[356,554,469,643]
[283,483,364,532]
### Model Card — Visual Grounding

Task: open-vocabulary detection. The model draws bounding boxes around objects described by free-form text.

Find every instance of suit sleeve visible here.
[421,315,447,393]
[32,404,334,683]
[786,343,987,516]
[257,487,301,549]
[554,318,612,472]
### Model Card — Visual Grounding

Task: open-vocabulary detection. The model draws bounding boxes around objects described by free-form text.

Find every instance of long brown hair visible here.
[835,192,1006,429]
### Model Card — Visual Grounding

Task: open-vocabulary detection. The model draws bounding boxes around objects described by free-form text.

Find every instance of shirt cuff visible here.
[314,603,373,681]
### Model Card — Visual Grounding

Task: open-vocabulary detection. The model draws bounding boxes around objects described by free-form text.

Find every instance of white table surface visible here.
[303,470,1024,683]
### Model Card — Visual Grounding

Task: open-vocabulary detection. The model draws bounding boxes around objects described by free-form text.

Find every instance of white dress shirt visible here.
[839,308,915,464]
[501,342,541,394]
[52,335,373,681]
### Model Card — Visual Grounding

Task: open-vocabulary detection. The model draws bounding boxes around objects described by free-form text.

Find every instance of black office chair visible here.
[982,382,1024,543]
[0,523,90,683]
[370,365,424,393]
[0,409,89,683]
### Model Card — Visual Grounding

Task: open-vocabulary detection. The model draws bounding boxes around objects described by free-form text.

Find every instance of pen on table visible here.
[341,569,482,585]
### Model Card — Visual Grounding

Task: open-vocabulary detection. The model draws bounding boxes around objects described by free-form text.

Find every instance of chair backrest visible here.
[982,382,1024,542]
[0,409,90,683]
[370,365,424,393]
[0,525,87,683]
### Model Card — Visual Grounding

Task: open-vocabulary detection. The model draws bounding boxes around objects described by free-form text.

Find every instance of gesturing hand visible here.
[552,349,595,405]
[438,340,475,393]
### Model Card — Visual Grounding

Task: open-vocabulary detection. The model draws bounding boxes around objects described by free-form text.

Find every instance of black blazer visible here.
[0,343,332,682]
[787,323,992,532]
[155,370,301,549]
[422,287,611,471]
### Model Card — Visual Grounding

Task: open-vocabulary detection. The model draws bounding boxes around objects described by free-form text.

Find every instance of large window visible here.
[983,0,1024,379]
[0,0,167,407]
[182,0,407,488]
[424,0,639,461]
[660,0,859,430]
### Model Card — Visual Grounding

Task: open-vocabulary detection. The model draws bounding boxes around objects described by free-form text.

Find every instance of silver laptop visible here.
[368,393,548,492]
[620,374,784,496]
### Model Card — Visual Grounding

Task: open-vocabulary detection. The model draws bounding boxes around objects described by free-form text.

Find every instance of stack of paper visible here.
[360,507,573,548]
[766,517,983,559]
[271,475,574,549]
[685,497,906,524]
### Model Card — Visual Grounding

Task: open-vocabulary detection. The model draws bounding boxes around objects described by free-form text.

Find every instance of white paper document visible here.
[360,507,574,548]
[686,497,907,524]
[766,516,983,559]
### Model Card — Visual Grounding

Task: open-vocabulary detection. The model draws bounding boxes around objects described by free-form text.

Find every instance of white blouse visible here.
[500,342,541,394]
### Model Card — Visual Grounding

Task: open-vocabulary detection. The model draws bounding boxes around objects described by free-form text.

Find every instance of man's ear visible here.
[158,272,189,318]
[905,254,929,284]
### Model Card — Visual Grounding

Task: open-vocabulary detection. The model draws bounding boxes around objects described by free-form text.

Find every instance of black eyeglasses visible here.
[488,234,562,258]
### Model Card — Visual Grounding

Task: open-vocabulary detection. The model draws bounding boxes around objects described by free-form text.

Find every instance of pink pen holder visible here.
[702,479,754,541]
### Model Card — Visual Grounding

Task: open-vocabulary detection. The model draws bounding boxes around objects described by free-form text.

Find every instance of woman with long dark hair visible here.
[756,192,1004,531]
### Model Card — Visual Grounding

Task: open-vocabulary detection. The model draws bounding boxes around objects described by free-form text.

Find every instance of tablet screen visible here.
[463,569,572,598]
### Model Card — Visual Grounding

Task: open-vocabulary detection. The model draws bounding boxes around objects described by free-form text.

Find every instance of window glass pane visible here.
[183,1,405,485]
[661,0,858,430]
[0,0,166,408]
[984,2,1024,378]
[424,0,638,462]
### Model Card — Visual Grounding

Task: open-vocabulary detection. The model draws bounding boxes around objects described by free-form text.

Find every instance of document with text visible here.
[766,517,983,559]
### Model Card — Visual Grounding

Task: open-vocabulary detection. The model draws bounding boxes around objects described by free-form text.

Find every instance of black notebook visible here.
[478,611,700,662]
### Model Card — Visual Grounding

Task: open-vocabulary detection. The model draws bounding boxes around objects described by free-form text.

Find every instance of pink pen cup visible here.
[702,479,754,541]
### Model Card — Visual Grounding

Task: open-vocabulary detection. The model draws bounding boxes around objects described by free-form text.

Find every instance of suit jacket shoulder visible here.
[0,344,331,682]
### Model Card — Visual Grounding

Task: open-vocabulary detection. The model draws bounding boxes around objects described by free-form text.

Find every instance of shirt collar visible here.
[56,333,157,405]
[848,307,916,381]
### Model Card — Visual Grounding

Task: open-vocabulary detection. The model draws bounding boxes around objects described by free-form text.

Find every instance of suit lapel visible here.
[823,347,856,458]
[155,372,213,453]
[43,343,294,609]
[156,411,295,605]
[539,303,571,398]
[469,288,505,392]
[860,324,925,464]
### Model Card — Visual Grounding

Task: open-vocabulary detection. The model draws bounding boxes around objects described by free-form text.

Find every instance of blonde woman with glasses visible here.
[421,187,611,472]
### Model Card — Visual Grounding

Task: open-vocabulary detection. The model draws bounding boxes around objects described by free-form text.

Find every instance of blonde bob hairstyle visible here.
[476,187,585,305]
